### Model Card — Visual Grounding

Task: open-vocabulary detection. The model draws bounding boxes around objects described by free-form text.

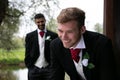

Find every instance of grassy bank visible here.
[0,48,25,65]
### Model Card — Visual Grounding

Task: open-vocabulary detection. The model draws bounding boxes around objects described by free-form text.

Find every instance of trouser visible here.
[28,66,50,80]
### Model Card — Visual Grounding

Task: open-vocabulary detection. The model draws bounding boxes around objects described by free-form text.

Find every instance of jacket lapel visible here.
[82,49,90,79]
[82,32,94,80]
[62,48,80,76]
[32,30,40,58]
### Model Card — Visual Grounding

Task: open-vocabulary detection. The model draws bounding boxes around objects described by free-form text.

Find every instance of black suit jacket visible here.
[50,31,117,80]
[24,30,57,68]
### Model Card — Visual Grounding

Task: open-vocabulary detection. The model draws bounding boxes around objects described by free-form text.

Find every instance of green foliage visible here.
[0,7,23,50]
[0,0,59,51]
[87,63,95,69]
[94,23,103,34]
[83,52,90,59]
[46,18,57,33]
[12,36,25,48]
[0,48,25,64]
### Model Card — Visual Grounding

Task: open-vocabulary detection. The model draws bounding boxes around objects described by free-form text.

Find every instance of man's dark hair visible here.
[34,13,45,19]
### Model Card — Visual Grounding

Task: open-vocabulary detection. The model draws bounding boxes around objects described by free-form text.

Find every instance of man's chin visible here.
[63,44,70,48]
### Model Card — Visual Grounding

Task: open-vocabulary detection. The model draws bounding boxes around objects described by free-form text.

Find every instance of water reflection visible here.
[0,68,70,80]
[0,68,28,80]
[13,68,28,80]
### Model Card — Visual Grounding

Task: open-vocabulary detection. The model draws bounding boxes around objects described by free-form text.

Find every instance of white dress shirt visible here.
[70,35,86,80]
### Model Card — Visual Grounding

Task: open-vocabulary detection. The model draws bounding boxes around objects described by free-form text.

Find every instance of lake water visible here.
[13,68,28,80]
[0,67,70,80]
[0,68,28,80]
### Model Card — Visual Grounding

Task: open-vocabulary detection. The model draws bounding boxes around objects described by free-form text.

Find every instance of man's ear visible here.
[81,26,86,34]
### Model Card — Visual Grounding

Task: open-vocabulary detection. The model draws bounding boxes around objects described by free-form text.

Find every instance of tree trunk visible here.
[0,0,8,25]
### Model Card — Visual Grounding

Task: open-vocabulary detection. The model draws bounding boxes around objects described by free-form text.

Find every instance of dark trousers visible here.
[28,66,50,80]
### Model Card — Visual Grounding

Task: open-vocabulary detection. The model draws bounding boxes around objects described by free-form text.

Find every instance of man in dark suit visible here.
[24,13,57,80]
[50,7,117,80]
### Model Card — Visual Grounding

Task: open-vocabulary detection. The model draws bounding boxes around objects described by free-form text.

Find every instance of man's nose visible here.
[62,32,67,38]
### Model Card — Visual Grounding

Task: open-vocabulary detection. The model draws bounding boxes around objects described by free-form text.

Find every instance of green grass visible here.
[0,48,25,64]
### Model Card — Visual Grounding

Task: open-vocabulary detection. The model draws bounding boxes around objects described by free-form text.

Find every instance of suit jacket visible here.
[50,30,117,80]
[24,30,57,69]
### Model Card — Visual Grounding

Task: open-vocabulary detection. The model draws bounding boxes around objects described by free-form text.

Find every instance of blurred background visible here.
[2,0,120,80]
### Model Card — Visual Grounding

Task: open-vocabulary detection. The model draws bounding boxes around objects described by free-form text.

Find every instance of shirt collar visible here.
[37,28,47,33]
[71,35,86,49]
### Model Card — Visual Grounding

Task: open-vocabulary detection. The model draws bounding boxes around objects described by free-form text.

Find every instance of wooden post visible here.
[104,0,120,79]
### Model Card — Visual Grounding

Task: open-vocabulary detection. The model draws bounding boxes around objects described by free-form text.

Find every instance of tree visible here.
[47,18,57,33]
[19,0,60,33]
[0,0,59,50]
[0,7,22,50]
[94,23,103,34]
[0,0,8,25]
